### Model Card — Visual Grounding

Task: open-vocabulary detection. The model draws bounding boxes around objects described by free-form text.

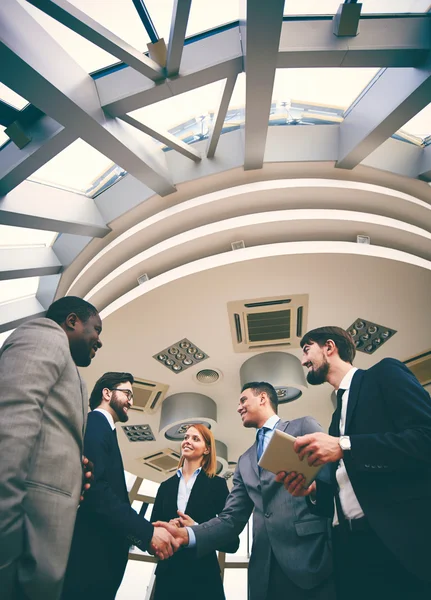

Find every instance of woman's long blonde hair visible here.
[178,423,217,477]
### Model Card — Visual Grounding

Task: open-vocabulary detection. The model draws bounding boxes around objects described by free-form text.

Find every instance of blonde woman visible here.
[151,424,239,600]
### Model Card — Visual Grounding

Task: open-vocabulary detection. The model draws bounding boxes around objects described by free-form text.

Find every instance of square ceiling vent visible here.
[130,378,169,414]
[153,338,208,373]
[228,294,308,353]
[404,349,431,387]
[138,448,181,475]
[347,318,396,354]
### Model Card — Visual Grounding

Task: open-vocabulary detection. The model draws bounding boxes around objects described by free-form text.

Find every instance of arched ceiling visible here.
[1,0,431,479]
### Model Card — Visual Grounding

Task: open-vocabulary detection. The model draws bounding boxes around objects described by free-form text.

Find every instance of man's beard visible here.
[306,359,329,385]
[110,394,129,423]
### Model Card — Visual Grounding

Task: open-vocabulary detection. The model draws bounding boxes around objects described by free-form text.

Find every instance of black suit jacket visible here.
[151,470,239,580]
[312,358,431,580]
[62,411,154,600]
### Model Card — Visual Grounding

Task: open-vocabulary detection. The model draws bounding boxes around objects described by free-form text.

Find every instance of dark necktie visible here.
[333,388,346,437]
[332,389,346,522]
[256,427,269,462]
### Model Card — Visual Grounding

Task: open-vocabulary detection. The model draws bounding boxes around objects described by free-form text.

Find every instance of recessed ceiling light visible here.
[347,318,396,354]
[153,338,209,373]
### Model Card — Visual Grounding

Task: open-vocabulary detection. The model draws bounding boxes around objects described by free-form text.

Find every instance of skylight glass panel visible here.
[272,68,380,114]
[0,225,57,248]
[0,330,15,349]
[0,277,39,305]
[0,83,28,110]
[284,0,431,14]
[129,80,224,146]
[398,103,431,141]
[67,0,151,52]
[22,1,118,74]
[29,139,115,194]
[0,126,9,148]
[223,73,245,130]
[143,0,173,42]
[186,1,239,37]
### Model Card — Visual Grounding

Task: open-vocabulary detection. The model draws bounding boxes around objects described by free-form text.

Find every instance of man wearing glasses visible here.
[62,372,179,600]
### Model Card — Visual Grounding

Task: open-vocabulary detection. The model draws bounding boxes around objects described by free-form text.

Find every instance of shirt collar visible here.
[177,466,202,478]
[338,367,358,392]
[259,414,280,431]
[93,408,116,430]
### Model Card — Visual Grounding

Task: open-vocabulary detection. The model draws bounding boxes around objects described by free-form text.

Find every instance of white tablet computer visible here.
[258,429,323,487]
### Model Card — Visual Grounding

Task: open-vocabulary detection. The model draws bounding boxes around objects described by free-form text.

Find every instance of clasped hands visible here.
[150,510,193,560]
[275,432,342,497]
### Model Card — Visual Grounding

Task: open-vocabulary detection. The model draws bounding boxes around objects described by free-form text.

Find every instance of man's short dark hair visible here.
[89,372,134,411]
[300,326,356,364]
[241,381,278,413]
[46,296,98,325]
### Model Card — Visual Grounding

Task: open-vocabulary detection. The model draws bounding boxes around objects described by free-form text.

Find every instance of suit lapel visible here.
[345,369,365,433]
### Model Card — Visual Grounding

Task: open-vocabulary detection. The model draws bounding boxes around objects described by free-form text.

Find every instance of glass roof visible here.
[284,0,431,14]
[0,126,9,148]
[0,330,15,348]
[398,102,431,142]
[29,138,116,194]
[0,82,28,110]
[0,277,39,305]
[0,225,57,248]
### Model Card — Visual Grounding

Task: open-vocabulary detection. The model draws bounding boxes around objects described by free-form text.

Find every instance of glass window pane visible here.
[0,278,39,304]
[284,0,431,14]
[124,470,138,492]
[0,330,15,349]
[186,0,239,37]
[29,138,115,194]
[398,102,431,141]
[138,478,160,498]
[272,68,380,113]
[0,225,57,248]
[67,0,150,51]
[129,80,224,147]
[0,83,28,110]
[224,569,248,600]
[22,1,118,74]
[116,560,155,600]
[223,73,245,131]
[0,126,9,148]
[144,0,174,43]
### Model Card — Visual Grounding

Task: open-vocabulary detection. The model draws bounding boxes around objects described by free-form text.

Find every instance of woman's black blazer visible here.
[151,470,239,578]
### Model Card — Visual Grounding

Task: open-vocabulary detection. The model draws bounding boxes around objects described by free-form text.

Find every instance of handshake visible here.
[149,510,194,560]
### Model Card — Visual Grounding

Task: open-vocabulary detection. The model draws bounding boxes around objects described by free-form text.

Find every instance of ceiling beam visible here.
[241,0,284,170]
[0,100,19,127]
[207,75,238,159]
[418,145,431,181]
[336,62,431,169]
[26,0,165,82]
[0,247,62,280]
[0,115,77,195]
[0,296,46,333]
[98,27,243,116]
[119,114,201,162]
[165,0,192,76]
[0,180,110,237]
[0,0,175,197]
[332,2,361,38]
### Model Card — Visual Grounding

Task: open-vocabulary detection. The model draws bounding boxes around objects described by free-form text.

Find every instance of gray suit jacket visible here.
[192,417,333,600]
[0,318,88,600]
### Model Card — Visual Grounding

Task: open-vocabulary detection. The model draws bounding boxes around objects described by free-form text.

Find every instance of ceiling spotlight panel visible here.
[347,318,396,354]
[153,338,209,374]
[122,424,155,442]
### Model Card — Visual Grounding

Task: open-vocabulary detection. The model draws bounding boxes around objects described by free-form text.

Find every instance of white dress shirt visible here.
[176,467,202,514]
[333,367,365,525]
[256,414,281,456]
[93,408,115,430]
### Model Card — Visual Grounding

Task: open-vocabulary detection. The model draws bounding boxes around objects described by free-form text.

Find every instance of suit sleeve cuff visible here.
[186,527,196,547]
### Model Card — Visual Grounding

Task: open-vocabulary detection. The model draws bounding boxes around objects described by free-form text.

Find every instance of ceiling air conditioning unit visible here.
[228,294,308,353]
[131,378,169,414]
[138,448,181,475]
[404,349,431,387]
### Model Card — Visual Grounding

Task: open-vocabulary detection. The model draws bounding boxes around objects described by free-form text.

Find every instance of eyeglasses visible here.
[109,388,134,402]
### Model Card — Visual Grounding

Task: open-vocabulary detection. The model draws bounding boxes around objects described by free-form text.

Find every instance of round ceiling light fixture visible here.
[195,369,222,384]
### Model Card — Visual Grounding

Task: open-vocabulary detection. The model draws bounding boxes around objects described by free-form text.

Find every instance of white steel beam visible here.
[26,0,165,82]
[0,0,175,197]
[0,116,76,195]
[337,62,431,169]
[166,0,192,77]
[207,75,238,159]
[0,100,19,127]
[0,296,46,333]
[241,0,284,170]
[0,247,62,280]
[0,180,110,237]
[119,114,201,162]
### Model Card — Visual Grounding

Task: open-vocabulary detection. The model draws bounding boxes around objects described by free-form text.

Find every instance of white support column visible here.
[0,115,77,195]
[207,75,238,159]
[0,0,175,197]
[26,0,165,82]
[241,0,285,170]
[0,247,62,280]
[0,180,110,237]
[337,62,431,170]
[166,0,192,77]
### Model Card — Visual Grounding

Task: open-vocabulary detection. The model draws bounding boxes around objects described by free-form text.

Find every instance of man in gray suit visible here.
[154,381,334,600]
[0,296,103,600]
